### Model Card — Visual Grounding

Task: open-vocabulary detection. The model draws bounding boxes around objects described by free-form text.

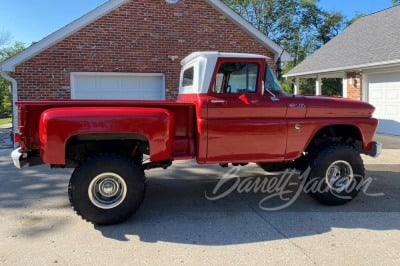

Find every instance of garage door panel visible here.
[95,77,121,90]
[76,76,96,90]
[71,73,165,100]
[369,89,382,101]
[368,72,400,135]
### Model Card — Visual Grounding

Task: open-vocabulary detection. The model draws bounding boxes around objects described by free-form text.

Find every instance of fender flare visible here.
[39,107,175,165]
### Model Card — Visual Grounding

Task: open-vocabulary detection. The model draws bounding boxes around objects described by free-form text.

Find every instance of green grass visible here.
[0,118,12,126]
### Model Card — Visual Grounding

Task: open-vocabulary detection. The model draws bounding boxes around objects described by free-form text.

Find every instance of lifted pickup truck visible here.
[12,52,381,225]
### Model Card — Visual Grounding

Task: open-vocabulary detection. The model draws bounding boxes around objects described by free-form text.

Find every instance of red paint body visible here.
[39,107,176,164]
[15,57,378,167]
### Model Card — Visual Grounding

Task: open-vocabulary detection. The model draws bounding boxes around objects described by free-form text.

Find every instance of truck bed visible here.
[17,100,196,159]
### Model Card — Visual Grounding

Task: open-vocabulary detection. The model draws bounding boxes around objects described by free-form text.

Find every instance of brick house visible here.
[0,0,290,132]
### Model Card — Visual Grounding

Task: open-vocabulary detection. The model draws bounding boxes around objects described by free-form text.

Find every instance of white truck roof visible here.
[179,51,270,95]
[180,51,269,66]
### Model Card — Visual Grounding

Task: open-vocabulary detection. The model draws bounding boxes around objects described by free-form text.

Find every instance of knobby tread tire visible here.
[307,144,365,205]
[68,154,146,225]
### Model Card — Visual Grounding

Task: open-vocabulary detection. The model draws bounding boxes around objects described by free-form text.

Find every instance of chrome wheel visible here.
[88,172,127,209]
[325,160,354,193]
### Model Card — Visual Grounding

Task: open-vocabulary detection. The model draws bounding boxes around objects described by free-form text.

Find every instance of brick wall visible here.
[13,0,276,101]
[346,72,362,101]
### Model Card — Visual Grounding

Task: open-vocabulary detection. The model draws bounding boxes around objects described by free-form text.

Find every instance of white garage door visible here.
[368,72,400,136]
[71,73,165,100]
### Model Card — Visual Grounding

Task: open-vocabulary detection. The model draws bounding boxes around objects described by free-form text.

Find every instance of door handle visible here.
[210,99,227,104]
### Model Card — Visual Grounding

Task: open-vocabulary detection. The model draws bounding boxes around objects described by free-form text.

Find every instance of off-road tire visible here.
[307,144,365,205]
[68,154,146,225]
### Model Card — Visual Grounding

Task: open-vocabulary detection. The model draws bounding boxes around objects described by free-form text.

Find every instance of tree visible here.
[393,0,399,5]
[0,41,25,118]
[222,0,347,96]
[0,30,11,47]
[223,0,346,64]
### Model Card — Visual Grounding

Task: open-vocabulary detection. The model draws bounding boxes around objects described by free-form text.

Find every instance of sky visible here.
[0,0,396,47]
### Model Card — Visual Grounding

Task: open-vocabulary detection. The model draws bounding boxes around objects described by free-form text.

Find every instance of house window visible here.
[213,63,259,94]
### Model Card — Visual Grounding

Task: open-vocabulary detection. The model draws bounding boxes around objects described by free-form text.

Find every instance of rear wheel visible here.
[306,144,365,205]
[68,154,146,225]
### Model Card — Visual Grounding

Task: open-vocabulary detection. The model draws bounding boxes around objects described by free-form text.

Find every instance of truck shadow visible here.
[2,151,399,245]
[0,153,71,210]
[95,162,400,245]
[0,150,400,246]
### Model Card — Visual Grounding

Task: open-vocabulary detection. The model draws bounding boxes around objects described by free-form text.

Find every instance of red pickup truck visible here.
[12,52,381,225]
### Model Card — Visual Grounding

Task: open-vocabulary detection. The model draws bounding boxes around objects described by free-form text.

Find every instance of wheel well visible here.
[306,125,363,154]
[65,134,149,168]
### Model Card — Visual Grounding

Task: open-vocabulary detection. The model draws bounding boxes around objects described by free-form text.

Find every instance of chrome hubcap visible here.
[88,173,127,209]
[325,160,354,193]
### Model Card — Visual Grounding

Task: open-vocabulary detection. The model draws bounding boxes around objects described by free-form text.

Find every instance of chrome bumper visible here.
[11,148,28,169]
[368,141,382,158]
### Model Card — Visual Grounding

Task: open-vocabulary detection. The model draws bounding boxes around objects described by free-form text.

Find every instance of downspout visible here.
[0,71,18,148]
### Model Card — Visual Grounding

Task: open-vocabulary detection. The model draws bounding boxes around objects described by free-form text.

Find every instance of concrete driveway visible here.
[0,124,12,149]
[0,137,399,265]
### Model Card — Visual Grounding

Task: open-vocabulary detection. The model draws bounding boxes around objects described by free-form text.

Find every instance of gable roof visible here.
[286,5,400,77]
[0,0,291,72]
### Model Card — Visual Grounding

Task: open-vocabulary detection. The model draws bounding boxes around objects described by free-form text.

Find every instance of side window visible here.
[265,64,283,94]
[213,63,259,94]
[182,67,194,87]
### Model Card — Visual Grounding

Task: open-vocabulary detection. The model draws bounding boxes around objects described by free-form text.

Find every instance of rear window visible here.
[182,67,194,87]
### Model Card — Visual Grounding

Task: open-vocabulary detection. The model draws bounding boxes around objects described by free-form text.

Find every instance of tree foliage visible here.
[222,0,346,64]
[0,41,25,118]
[0,30,12,48]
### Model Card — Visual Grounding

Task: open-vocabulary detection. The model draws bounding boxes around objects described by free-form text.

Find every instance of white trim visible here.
[342,73,348,98]
[0,71,19,147]
[179,62,198,94]
[362,68,400,103]
[0,0,128,72]
[179,53,219,94]
[0,0,290,72]
[287,71,345,80]
[363,65,400,75]
[180,51,268,66]
[285,59,400,78]
[70,72,166,100]
[161,73,166,100]
[315,75,321,95]
[362,73,368,102]
[71,72,165,77]
[294,77,300,95]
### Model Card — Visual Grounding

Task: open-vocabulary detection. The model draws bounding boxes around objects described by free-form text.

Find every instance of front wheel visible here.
[306,144,365,205]
[68,154,146,225]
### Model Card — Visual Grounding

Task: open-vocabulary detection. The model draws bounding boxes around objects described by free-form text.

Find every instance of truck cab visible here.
[177,52,379,165]
[177,52,288,164]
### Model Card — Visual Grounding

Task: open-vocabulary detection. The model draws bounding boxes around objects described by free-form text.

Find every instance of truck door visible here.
[206,59,288,163]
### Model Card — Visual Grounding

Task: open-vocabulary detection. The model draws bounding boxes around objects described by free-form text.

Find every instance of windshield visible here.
[265,65,284,95]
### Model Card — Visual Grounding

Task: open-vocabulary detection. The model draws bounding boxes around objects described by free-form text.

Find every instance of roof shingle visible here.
[286,5,400,77]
